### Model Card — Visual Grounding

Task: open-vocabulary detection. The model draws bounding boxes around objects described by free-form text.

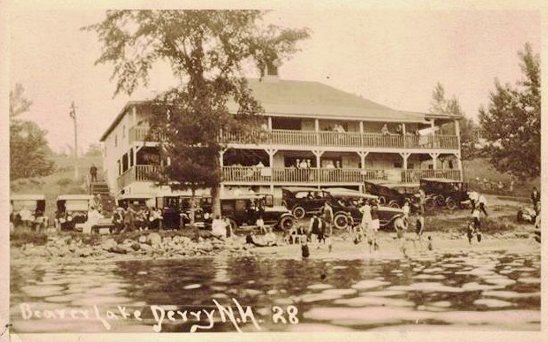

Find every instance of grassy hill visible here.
[10,154,103,219]
[462,158,539,198]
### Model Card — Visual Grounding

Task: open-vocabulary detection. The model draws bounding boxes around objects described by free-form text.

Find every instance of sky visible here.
[9,8,541,153]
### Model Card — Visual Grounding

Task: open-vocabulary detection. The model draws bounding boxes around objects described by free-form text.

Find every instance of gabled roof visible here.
[228,79,433,122]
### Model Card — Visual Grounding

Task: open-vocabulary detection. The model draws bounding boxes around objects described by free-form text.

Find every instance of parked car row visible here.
[9,178,478,234]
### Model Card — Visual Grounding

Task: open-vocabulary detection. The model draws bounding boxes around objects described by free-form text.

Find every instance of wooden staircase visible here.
[89,181,115,217]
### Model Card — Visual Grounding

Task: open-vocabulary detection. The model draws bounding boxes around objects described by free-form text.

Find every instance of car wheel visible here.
[388,200,400,208]
[292,206,306,219]
[278,216,295,231]
[378,196,386,205]
[228,218,239,231]
[446,197,457,210]
[435,195,445,207]
[333,213,351,230]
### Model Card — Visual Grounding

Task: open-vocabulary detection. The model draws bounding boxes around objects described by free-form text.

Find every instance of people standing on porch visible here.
[295,159,301,168]
[299,159,308,169]
[381,124,390,136]
[335,160,341,169]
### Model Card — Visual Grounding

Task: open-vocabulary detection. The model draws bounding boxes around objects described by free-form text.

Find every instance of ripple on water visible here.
[21,285,64,298]
[351,280,389,290]
[482,277,517,286]
[413,274,445,280]
[322,289,357,296]
[482,291,541,299]
[334,296,414,307]
[362,290,406,297]
[474,299,514,308]
[307,283,333,290]
[299,293,343,303]
[183,284,201,290]
[517,277,540,284]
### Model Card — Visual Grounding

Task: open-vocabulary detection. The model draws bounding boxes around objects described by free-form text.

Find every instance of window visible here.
[394,162,402,168]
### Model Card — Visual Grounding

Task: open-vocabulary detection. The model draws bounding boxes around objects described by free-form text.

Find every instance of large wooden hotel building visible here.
[100,72,463,200]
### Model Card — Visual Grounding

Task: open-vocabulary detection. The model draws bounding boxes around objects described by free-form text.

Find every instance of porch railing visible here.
[224,129,459,150]
[131,125,459,150]
[401,169,462,183]
[117,165,162,189]
[222,166,389,184]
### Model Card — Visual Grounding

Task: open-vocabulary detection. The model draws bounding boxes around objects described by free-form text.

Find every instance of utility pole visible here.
[69,102,79,181]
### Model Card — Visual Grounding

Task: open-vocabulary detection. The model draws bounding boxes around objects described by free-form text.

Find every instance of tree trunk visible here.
[211,185,221,217]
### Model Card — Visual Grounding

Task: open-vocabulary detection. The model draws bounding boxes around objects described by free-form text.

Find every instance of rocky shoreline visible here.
[10,227,540,266]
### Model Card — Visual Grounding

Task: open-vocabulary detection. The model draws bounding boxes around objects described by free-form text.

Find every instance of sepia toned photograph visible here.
[3,2,542,337]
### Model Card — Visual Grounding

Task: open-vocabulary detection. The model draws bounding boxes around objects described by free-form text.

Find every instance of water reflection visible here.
[11,249,540,332]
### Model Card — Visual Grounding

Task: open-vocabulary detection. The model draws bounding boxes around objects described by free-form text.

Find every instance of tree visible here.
[85,143,103,157]
[86,10,309,215]
[9,84,54,180]
[479,43,540,180]
[430,82,479,160]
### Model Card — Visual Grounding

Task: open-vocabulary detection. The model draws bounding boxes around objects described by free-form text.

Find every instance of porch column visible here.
[399,152,410,170]
[133,148,137,167]
[265,148,278,167]
[455,119,461,150]
[357,151,369,169]
[315,119,320,145]
[268,117,272,130]
[454,152,463,181]
[429,152,440,170]
[312,150,324,168]
[359,121,364,147]
[402,123,407,148]
[219,149,225,168]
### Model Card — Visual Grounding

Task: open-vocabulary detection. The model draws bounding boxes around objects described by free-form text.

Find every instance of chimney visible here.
[262,58,281,83]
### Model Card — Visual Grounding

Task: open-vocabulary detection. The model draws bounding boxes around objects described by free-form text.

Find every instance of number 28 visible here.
[272,305,299,324]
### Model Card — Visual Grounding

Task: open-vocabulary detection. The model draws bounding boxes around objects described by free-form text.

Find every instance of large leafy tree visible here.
[430,82,479,160]
[10,84,54,180]
[86,10,309,214]
[479,43,540,179]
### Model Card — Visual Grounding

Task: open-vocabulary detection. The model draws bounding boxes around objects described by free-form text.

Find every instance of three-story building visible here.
[100,73,463,201]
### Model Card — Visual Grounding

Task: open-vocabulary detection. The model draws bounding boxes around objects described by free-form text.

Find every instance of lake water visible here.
[10,249,540,333]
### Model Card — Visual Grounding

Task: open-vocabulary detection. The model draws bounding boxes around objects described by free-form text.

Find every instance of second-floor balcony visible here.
[223,130,459,150]
[117,164,462,190]
[129,125,459,150]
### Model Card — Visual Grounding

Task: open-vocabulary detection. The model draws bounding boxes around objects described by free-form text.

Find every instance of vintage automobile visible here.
[11,194,49,229]
[420,178,470,210]
[117,194,153,210]
[363,181,420,209]
[281,187,331,219]
[221,193,295,231]
[323,188,405,230]
[55,194,92,231]
[154,195,213,229]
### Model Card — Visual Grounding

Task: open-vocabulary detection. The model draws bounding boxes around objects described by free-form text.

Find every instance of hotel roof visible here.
[100,77,460,141]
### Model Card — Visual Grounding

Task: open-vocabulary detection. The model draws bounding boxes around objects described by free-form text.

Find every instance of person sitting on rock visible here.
[112,207,125,234]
